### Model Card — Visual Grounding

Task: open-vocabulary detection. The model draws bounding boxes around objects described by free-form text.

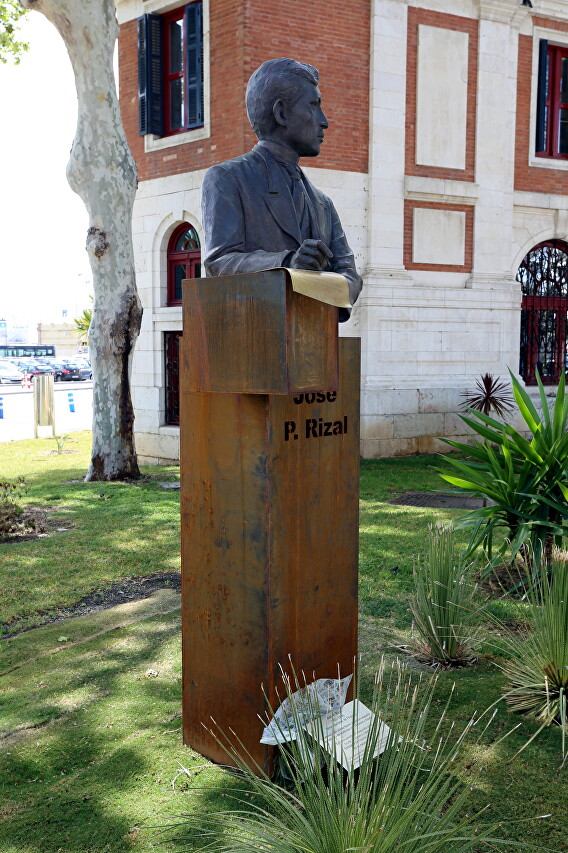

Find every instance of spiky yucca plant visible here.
[499,551,568,762]
[170,661,548,852]
[409,524,480,667]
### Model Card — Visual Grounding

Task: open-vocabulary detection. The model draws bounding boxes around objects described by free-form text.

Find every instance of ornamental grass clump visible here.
[439,369,568,575]
[498,550,568,762]
[170,661,546,853]
[409,524,481,667]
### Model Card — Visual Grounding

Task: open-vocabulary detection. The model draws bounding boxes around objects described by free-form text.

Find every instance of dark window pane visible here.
[174,264,186,301]
[169,20,183,74]
[561,57,568,102]
[537,310,557,378]
[168,222,202,305]
[519,310,528,378]
[164,332,181,426]
[170,78,184,130]
[560,108,568,155]
[175,227,200,251]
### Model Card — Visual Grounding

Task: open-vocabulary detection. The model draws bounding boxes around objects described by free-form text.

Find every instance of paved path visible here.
[390,490,486,509]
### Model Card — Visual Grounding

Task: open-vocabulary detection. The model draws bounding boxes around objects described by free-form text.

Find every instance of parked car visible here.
[0,358,21,370]
[7,359,54,377]
[29,363,56,376]
[3,359,30,372]
[38,361,66,380]
[55,361,92,381]
[0,363,25,384]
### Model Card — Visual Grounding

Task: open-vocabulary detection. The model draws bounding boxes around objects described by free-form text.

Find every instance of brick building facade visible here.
[116,0,568,463]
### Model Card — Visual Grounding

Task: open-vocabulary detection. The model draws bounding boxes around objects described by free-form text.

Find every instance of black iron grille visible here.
[517,240,568,385]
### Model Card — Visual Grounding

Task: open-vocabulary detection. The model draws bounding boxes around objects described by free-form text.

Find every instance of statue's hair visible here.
[246,58,319,139]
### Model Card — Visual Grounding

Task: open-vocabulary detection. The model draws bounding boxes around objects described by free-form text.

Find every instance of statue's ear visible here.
[272,99,287,128]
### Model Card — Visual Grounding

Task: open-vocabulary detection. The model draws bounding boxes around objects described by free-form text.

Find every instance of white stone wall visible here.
[130,169,203,463]
[354,0,566,459]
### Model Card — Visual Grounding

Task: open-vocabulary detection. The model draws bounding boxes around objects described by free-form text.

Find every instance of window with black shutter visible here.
[138,2,204,138]
[535,39,568,160]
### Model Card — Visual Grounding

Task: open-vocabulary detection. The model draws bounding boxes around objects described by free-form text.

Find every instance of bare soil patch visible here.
[0,506,74,543]
[479,561,531,599]
[0,506,49,542]
[37,449,81,456]
[2,572,181,638]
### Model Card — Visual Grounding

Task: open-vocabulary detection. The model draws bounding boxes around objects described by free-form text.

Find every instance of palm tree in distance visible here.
[73,296,93,343]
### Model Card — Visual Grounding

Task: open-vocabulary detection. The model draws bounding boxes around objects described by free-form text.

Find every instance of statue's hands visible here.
[290,239,333,271]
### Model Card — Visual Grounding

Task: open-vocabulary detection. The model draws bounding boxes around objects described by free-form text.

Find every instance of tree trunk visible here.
[20,0,142,480]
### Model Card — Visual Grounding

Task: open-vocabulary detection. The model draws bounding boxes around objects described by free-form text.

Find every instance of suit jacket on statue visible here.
[201,145,362,321]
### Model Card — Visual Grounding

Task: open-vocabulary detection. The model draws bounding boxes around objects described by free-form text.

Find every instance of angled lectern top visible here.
[182,267,350,394]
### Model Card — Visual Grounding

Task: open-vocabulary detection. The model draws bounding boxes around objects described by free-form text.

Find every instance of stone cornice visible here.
[479,0,530,27]
[466,272,521,296]
[362,267,414,285]
[404,175,479,206]
[532,0,568,23]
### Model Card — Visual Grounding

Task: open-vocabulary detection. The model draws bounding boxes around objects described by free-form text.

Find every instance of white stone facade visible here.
[125,0,568,463]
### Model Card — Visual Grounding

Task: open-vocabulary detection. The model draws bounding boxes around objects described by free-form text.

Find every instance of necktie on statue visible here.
[283,163,311,238]
[289,166,305,221]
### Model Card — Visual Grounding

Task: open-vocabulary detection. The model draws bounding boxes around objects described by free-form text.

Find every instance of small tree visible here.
[73,296,93,341]
[19,0,142,481]
[460,373,514,417]
[0,0,28,63]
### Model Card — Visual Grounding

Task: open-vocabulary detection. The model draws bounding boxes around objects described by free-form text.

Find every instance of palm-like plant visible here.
[439,369,568,573]
[409,524,480,667]
[170,662,546,852]
[73,295,93,340]
[460,373,515,417]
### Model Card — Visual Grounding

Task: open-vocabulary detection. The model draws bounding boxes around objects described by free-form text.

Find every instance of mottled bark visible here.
[20,0,142,480]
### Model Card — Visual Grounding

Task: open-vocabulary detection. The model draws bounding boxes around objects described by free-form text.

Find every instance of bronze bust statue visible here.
[201,57,362,322]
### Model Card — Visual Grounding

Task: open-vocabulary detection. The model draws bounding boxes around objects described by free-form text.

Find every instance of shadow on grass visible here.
[0,610,196,853]
[1,470,183,632]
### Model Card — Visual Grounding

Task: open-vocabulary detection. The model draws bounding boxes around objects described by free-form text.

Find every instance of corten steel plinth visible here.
[180,269,360,773]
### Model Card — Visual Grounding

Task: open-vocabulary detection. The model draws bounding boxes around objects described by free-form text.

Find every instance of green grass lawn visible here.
[0,433,181,633]
[1,436,567,852]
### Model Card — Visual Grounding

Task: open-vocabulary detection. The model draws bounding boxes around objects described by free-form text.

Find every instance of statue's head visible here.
[246,57,328,157]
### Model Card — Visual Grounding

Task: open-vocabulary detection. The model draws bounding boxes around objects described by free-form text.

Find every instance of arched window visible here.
[167,222,201,306]
[518,239,568,385]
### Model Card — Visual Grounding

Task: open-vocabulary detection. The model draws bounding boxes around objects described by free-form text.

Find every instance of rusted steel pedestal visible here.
[180,270,360,773]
